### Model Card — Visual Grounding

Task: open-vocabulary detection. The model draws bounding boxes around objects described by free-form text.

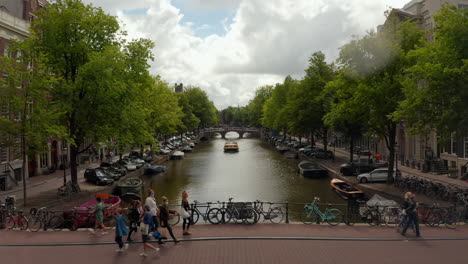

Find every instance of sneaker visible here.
[115,249,123,253]
[140,253,148,257]
[101,232,108,235]
[161,236,168,240]
[124,244,129,250]
[153,248,160,254]
[183,231,189,236]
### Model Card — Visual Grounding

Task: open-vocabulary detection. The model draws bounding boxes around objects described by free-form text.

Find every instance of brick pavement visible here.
[1,224,467,264]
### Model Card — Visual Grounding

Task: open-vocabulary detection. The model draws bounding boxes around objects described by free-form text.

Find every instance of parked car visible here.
[340,161,388,176]
[98,167,122,181]
[116,159,137,171]
[310,149,334,159]
[357,168,401,183]
[84,168,115,185]
[100,162,127,176]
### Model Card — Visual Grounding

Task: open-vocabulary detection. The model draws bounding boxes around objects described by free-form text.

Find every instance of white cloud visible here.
[82,0,409,109]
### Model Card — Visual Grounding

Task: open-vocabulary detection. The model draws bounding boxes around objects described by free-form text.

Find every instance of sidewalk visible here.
[303,145,465,205]
[0,157,120,208]
[1,224,467,264]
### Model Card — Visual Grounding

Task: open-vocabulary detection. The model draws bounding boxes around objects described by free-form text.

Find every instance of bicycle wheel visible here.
[18,215,29,230]
[243,208,258,225]
[5,215,15,229]
[383,210,399,228]
[64,215,79,231]
[326,209,342,226]
[363,209,379,226]
[191,210,200,225]
[268,208,284,224]
[49,215,65,231]
[207,208,221,224]
[301,207,318,224]
[425,211,439,227]
[444,213,457,229]
[28,216,43,232]
[168,211,180,226]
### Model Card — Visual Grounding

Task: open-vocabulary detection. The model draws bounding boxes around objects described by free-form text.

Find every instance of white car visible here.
[357,168,400,183]
[117,160,137,171]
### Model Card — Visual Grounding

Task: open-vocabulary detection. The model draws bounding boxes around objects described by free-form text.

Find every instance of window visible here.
[465,137,468,159]
[458,4,468,9]
[451,133,457,154]
[40,153,48,168]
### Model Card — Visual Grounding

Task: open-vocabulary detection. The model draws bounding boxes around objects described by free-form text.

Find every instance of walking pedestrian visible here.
[115,208,129,253]
[159,196,179,244]
[400,192,421,237]
[90,197,108,234]
[144,189,160,232]
[140,205,160,257]
[181,191,192,235]
[127,200,143,242]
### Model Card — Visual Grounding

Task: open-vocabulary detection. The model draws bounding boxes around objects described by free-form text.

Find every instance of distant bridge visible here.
[201,127,261,139]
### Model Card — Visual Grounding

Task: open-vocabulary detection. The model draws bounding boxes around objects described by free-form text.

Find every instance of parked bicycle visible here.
[28,207,64,232]
[301,197,342,226]
[253,200,284,224]
[5,209,28,230]
[190,200,217,224]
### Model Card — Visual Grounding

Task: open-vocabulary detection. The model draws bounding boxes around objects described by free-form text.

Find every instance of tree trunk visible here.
[349,137,354,163]
[21,134,27,206]
[70,144,78,185]
[386,123,397,184]
[323,128,328,151]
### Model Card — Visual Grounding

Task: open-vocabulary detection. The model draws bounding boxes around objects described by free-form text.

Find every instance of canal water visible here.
[143,134,345,213]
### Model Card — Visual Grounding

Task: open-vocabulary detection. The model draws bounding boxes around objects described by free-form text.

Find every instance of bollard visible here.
[285,201,289,224]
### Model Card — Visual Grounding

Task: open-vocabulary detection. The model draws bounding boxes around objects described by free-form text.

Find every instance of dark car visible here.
[340,160,388,176]
[84,168,114,185]
[310,149,334,159]
[98,167,122,181]
[100,162,127,176]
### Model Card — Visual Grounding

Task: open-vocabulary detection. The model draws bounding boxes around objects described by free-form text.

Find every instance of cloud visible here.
[82,0,409,109]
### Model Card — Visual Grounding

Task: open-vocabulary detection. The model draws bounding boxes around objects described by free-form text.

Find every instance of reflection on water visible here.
[143,136,344,209]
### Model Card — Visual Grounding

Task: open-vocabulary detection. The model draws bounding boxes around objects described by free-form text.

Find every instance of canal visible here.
[143,134,345,212]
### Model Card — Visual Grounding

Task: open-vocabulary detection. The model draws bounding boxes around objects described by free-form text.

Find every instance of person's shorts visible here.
[142,234,149,243]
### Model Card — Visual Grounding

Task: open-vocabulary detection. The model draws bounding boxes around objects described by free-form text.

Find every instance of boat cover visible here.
[366,194,398,207]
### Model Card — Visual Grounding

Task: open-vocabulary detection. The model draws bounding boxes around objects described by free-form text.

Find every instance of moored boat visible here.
[115,177,143,196]
[65,194,121,229]
[284,151,298,159]
[144,164,166,175]
[170,150,184,160]
[330,178,364,200]
[224,141,239,152]
[181,146,193,153]
[298,160,328,178]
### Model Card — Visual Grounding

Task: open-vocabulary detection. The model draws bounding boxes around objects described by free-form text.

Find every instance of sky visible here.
[82,0,410,109]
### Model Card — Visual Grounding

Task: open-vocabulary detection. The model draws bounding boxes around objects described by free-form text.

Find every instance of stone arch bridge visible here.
[200,127,261,139]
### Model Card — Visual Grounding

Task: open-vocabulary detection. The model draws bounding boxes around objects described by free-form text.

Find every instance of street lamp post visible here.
[395,142,399,180]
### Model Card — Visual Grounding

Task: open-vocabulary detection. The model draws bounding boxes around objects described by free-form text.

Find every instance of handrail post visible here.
[285,201,289,224]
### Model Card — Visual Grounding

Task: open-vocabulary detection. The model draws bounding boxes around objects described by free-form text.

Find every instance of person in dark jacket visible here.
[159,196,179,244]
[401,192,421,237]
[127,200,143,242]
[114,208,129,252]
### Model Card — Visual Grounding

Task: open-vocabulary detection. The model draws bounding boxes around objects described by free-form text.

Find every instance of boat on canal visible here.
[284,151,298,159]
[330,178,364,200]
[65,194,121,229]
[170,150,185,160]
[144,164,166,175]
[224,141,239,152]
[298,160,328,178]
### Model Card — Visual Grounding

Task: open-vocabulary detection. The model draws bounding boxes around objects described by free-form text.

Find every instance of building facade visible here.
[0,0,49,191]
[377,0,468,178]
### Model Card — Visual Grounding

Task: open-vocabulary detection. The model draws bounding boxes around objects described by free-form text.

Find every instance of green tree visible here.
[30,0,154,187]
[395,5,468,140]
[262,77,295,135]
[0,40,65,205]
[338,18,425,183]
[184,87,218,129]
[245,85,272,127]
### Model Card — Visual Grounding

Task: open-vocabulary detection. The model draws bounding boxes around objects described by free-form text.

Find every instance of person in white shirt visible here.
[144,189,159,233]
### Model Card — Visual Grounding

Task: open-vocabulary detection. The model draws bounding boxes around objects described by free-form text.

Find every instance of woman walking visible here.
[115,208,129,252]
[127,200,143,242]
[145,189,159,232]
[140,205,160,257]
[181,191,192,235]
[401,192,421,237]
[159,196,179,244]
[90,197,107,234]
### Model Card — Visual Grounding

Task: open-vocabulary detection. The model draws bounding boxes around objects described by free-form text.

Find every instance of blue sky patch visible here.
[123,8,149,15]
[172,0,237,38]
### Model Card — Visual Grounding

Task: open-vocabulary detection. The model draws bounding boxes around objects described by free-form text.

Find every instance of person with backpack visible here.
[140,205,160,257]
[127,200,143,242]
